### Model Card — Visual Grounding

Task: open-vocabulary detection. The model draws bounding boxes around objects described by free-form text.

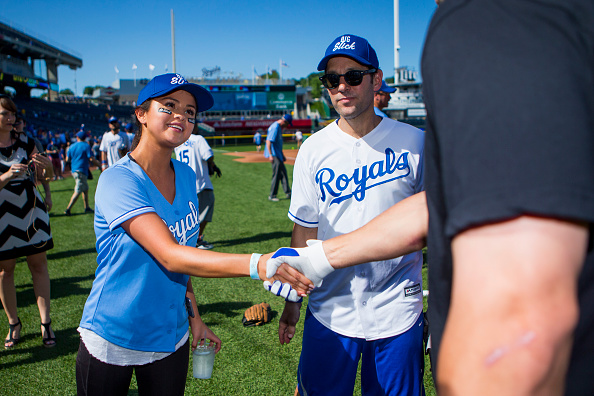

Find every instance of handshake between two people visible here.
[264,240,334,302]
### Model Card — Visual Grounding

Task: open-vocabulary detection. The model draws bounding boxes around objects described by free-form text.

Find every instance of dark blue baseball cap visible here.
[282,113,293,126]
[317,34,379,71]
[377,80,396,93]
[76,130,86,140]
[108,116,118,123]
[137,73,214,113]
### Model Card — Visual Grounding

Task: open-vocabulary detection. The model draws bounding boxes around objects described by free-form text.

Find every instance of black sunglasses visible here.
[319,68,377,89]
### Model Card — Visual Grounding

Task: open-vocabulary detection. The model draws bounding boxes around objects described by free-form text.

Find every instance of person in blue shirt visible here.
[265,113,292,202]
[64,131,99,215]
[374,80,396,118]
[75,74,310,396]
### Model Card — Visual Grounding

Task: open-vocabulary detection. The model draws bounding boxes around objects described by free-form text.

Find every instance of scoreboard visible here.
[204,84,295,111]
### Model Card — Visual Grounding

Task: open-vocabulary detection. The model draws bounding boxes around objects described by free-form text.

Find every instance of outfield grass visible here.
[0,144,435,395]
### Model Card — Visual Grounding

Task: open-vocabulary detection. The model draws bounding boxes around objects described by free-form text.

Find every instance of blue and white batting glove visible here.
[266,239,334,287]
[263,280,302,303]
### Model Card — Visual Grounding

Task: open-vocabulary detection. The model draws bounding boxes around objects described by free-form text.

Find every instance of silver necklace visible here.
[0,136,17,163]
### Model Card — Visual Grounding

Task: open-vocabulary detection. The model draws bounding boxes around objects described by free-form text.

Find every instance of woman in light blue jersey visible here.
[76,74,310,396]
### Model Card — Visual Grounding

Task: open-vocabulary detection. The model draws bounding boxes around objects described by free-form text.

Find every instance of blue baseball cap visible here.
[282,113,293,126]
[125,122,134,131]
[137,73,214,113]
[317,34,379,71]
[108,116,118,123]
[76,130,86,140]
[377,80,396,93]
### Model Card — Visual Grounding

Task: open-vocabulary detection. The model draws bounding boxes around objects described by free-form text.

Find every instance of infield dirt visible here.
[223,149,299,166]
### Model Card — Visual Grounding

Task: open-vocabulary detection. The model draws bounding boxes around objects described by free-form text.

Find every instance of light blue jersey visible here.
[80,155,200,353]
[265,121,286,161]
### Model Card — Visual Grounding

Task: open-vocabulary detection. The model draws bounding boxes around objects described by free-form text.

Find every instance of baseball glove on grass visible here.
[242,302,272,327]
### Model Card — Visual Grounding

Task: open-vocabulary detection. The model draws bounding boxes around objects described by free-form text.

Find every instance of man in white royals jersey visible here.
[99,116,129,170]
[174,127,221,250]
[278,34,426,395]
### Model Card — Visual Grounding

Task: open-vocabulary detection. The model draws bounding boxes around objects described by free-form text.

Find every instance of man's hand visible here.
[279,302,301,345]
[263,280,302,302]
[267,240,334,287]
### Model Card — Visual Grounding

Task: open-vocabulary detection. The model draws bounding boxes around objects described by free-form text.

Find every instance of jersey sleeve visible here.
[99,134,107,152]
[196,136,214,161]
[95,166,155,232]
[288,147,319,228]
[266,124,278,142]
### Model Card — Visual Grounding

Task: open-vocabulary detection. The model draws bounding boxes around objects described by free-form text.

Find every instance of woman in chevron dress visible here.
[0,94,56,349]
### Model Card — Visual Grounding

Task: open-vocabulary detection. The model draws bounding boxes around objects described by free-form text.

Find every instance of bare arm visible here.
[323,191,428,269]
[271,192,428,288]
[123,212,268,278]
[186,279,221,352]
[265,139,273,162]
[438,216,588,396]
[122,212,311,295]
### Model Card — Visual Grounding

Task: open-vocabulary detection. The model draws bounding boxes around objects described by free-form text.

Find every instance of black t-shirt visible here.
[421,0,594,394]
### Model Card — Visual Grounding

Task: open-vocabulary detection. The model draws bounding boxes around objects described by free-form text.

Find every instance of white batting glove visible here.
[263,280,302,303]
[266,239,334,287]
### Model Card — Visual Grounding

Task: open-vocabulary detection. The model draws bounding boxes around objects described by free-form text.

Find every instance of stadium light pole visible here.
[394,0,400,76]
[171,9,176,73]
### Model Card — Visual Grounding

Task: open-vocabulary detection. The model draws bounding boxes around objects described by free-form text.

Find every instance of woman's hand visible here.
[190,316,222,353]
[258,252,313,296]
[1,163,28,182]
[31,153,52,172]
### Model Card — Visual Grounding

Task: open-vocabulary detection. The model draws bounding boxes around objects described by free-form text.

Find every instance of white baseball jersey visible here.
[99,131,129,167]
[288,118,425,340]
[174,134,213,193]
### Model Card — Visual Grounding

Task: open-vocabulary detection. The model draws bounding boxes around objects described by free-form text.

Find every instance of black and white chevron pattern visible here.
[0,180,53,258]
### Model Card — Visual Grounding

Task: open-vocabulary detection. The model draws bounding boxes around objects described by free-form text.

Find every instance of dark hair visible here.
[131,100,151,151]
[0,94,20,139]
[0,94,18,114]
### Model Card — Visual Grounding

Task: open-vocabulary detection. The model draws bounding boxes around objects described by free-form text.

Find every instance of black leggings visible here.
[76,338,189,396]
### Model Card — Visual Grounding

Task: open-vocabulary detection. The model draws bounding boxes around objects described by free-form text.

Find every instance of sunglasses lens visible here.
[344,71,364,86]
[321,74,340,89]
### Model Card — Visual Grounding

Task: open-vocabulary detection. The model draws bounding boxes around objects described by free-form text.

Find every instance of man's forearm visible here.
[323,192,428,269]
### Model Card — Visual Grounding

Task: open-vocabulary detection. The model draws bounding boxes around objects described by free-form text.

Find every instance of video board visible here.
[205,85,295,111]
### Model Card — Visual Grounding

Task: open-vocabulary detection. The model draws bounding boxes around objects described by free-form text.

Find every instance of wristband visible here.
[250,253,262,280]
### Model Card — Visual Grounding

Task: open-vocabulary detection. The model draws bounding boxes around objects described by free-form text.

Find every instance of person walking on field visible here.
[253,129,262,152]
[265,114,292,202]
[174,127,221,250]
[64,131,100,215]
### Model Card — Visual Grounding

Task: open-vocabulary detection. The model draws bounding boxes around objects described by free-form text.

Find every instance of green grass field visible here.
[0,144,435,395]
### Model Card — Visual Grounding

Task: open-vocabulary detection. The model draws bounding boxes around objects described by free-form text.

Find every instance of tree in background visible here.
[83,85,105,96]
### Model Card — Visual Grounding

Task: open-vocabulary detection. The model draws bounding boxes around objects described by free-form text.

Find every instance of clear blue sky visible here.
[2,0,437,96]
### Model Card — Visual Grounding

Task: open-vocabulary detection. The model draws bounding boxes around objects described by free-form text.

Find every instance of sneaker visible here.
[64,209,71,216]
[286,192,291,199]
[268,196,280,202]
[197,238,214,250]
[84,207,94,214]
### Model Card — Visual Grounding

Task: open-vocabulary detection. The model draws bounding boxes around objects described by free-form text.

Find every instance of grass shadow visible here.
[214,231,292,247]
